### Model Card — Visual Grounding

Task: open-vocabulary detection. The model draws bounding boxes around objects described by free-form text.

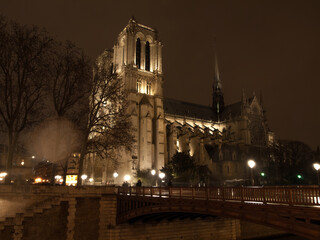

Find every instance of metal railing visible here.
[117,186,320,206]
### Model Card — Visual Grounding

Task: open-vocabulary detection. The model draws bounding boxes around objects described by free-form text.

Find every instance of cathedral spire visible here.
[212,54,224,118]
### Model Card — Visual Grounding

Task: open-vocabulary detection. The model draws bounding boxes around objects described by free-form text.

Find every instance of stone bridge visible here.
[117,186,320,240]
[0,185,319,240]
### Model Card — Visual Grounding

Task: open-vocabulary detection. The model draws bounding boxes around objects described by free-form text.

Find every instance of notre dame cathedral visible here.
[95,18,274,186]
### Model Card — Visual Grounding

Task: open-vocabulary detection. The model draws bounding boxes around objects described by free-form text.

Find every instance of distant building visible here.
[93,18,274,185]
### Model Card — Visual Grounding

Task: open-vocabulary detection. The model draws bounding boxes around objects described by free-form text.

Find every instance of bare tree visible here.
[48,41,91,119]
[76,62,134,186]
[46,41,91,184]
[0,16,53,183]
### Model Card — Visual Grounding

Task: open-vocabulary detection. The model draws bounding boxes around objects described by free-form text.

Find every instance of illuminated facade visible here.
[97,18,274,185]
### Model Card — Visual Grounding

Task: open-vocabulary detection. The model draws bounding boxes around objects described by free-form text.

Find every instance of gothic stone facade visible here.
[97,18,274,185]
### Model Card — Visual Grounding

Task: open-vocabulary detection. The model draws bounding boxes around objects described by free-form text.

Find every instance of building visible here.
[95,18,274,185]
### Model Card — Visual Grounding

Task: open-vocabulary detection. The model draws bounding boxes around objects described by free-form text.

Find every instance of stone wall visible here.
[240,221,287,240]
[74,198,100,240]
[115,218,240,240]
[22,201,68,240]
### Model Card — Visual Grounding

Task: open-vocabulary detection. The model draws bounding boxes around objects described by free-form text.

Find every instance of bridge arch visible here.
[117,187,320,240]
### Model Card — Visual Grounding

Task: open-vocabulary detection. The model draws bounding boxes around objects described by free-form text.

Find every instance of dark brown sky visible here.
[1,0,319,149]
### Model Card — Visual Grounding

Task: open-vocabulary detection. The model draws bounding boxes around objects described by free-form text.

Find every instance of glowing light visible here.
[113,172,119,178]
[124,175,131,181]
[151,169,156,176]
[0,172,7,177]
[31,156,35,159]
[54,175,62,180]
[297,174,302,179]
[89,178,94,182]
[260,172,265,177]
[159,172,165,179]
[313,163,320,171]
[247,160,256,169]
[21,160,25,166]
[66,175,77,186]
[35,177,42,183]
[81,174,88,180]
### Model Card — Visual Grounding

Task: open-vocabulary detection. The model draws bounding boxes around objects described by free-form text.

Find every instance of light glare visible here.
[159,172,165,179]
[313,163,320,171]
[247,160,256,169]
[81,174,88,180]
[124,175,131,181]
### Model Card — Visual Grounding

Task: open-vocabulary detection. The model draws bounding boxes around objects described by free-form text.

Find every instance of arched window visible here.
[136,38,141,69]
[145,41,150,71]
[136,80,141,93]
[146,82,151,95]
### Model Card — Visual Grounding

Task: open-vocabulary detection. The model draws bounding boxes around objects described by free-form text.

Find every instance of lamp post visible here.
[313,163,320,185]
[113,172,119,178]
[124,174,131,184]
[159,172,165,187]
[247,159,256,186]
[81,174,87,185]
[151,169,157,186]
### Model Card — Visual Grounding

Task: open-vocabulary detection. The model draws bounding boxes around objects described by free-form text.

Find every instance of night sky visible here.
[1,0,319,149]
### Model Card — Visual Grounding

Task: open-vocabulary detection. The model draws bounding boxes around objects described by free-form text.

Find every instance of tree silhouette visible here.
[0,16,53,183]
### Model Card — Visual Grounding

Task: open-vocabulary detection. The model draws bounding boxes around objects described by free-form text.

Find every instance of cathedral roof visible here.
[163,98,215,120]
[164,98,244,121]
[219,101,242,120]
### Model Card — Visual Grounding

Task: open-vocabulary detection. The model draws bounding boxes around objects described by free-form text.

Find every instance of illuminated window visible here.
[145,41,150,71]
[146,83,151,95]
[136,81,141,93]
[136,38,141,69]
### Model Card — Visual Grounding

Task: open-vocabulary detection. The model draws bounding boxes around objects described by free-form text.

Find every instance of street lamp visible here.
[151,169,156,176]
[81,174,88,180]
[247,159,256,186]
[124,174,131,182]
[159,172,165,179]
[313,163,320,185]
[159,172,165,187]
[113,172,119,178]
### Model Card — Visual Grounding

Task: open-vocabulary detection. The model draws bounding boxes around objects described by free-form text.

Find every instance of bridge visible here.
[117,186,320,240]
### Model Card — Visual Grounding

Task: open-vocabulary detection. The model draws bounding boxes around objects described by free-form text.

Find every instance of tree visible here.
[161,152,212,186]
[76,61,134,186]
[0,16,53,183]
[48,41,91,119]
[46,41,92,184]
[270,140,314,185]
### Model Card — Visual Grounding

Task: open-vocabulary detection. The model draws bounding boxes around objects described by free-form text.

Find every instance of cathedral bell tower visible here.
[110,18,165,176]
[113,17,163,96]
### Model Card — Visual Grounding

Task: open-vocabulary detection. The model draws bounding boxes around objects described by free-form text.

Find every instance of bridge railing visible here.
[117,186,320,206]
